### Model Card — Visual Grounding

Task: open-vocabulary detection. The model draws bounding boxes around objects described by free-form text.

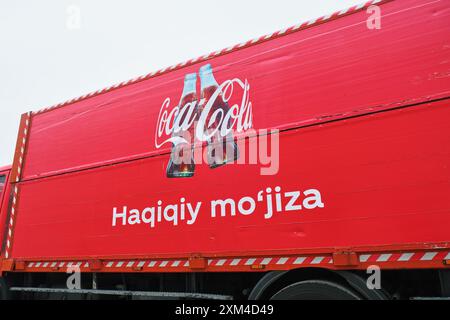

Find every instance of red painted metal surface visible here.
[22,0,450,180]
[3,0,450,272]
[0,167,11,259]
[0,166,11,172]
[11,100,450,259]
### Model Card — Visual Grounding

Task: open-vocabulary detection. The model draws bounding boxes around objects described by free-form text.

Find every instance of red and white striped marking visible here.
[206,256,334,267]
[5,113,32,259]
[32,0,388,116]
[24,256,334,270]
[358,251,450,263]
[22,250,450,271]
[4,185,18,259]
[15,113,31,183]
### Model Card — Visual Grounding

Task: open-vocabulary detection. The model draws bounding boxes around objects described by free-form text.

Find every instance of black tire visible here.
[0,277,10,300]
[270,280,362,300]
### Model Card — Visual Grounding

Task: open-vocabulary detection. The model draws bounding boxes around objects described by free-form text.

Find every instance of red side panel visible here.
[22,0,450,179]
[9,0,450,260]
[11,101,450,258]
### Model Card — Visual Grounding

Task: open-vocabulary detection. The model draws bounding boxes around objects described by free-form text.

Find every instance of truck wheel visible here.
[0,278,10,300]
[270,280,362,300]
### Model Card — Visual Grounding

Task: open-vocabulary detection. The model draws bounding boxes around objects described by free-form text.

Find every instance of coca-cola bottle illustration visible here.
[199,64,239,168]
[166,73,198,178]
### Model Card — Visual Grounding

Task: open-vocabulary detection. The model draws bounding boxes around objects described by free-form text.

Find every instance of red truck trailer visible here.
[1,0,450,300]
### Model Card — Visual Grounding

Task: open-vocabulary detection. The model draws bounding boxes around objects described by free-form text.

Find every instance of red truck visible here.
[1,0,449,300]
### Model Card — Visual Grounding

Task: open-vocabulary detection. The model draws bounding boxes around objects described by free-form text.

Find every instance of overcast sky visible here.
[0,0,363,166]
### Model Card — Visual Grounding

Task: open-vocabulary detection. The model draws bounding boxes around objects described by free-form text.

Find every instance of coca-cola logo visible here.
[155,73,253,149]
[154,64,253,178]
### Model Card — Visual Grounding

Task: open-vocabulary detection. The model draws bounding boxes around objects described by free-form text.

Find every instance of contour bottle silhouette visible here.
[199,64,239,169]
[166,73,198,178]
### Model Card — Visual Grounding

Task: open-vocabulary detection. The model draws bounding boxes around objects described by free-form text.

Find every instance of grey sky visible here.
[0,0,363,166]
